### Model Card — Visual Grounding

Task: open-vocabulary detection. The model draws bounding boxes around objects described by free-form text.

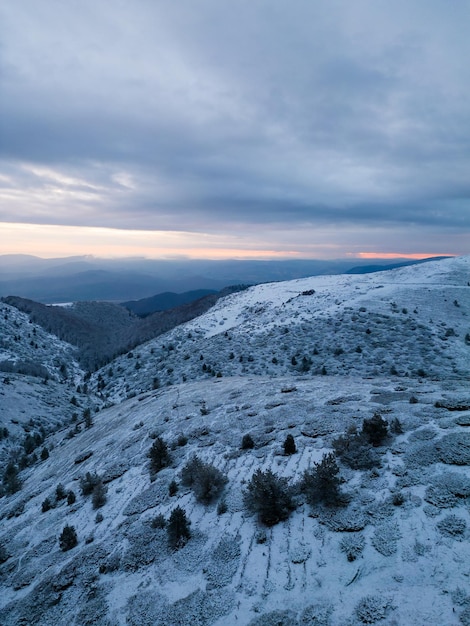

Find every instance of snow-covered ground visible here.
[90,255,470,403]
[1,256,469,625]
[0,303,88,460]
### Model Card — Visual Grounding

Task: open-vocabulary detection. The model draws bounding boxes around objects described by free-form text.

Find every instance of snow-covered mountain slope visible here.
[1,256,469,626]
[91,255,470,403]
[1,375,469,625]
[0,303,90,463]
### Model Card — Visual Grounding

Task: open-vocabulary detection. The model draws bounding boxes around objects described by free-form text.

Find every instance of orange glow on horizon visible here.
[0,223,462,261]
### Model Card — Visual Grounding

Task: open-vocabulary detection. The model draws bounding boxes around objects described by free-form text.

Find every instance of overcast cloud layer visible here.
[0,0,469,257]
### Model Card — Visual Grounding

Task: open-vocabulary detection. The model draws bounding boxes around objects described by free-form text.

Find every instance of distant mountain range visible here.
[121,289,218,316]
[0,254,450,303]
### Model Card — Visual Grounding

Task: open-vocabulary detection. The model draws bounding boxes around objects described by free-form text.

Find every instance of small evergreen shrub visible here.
[151,513,166,529]
[59,524,78,551]
[181,456,227,504]
[92,481,107,509]
[177,434,188,447]
[241,433,255,450]
[390,417,404,434]
[80,471,101,496]
[392,491,405,506]
[283,434,296,455]
[362,413,388,447]
[371,522,401,556]
[244,468,295,525]
[333,429,381,470]
[149,437,171,474]
[2,462,21,495]
[301,452,342,507]
[42,497,52,513]
[168,480,178,497]
[436,514,467,538]
[167,506,191,549]
[354,595,389,624]
[83,407,93,428]
[217,498,228,515]
[56,483,66,501]
[340,533,365,561]
[0,542,9,564]
[67,490,76,505]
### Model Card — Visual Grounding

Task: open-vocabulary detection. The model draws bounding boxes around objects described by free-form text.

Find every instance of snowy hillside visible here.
[0,303,92,464]
[1,256,470,625]
[90,256,470,403]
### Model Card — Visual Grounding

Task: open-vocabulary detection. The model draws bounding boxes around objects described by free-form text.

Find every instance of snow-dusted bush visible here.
[299,602,333,625]
[451,587,470,607]
[409,427,436,441]
[248,610,297,626]
[126,590,170,626]
[354,595,390,623]
[424,471,470,508]
[181,455,227,504]
[340,533,365,561]
[333,431,381,470]
[79,471,101,496]
[436,433,470,465]
[92,481,107,509]
[404,442,438,468]
[436,514,467,539]
[205,535,241,588]
[100,551,121,574]
[244,468,295,525]
[217,498,228,515]
[122,522,167,569]
[150,513,166,529]
[371,522,401,556]
[461,605,470,626]
[322,506,366,532]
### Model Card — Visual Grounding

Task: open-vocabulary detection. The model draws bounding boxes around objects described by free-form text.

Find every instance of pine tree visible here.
[167,506,191,549]
[2,462,21,495]
[59,525,78,551]
[149,437,171,474]
[244,469,295,525]
[241,433,255,449]
[362,413,388,446]
[92,481,107,509]
[283,434,296,455]
[301,452,342,507]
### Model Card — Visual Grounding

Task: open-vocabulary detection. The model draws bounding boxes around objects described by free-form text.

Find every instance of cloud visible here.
[0,0,469,256]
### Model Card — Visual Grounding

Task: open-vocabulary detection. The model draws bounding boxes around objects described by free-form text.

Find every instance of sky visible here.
[0,0,469,260]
